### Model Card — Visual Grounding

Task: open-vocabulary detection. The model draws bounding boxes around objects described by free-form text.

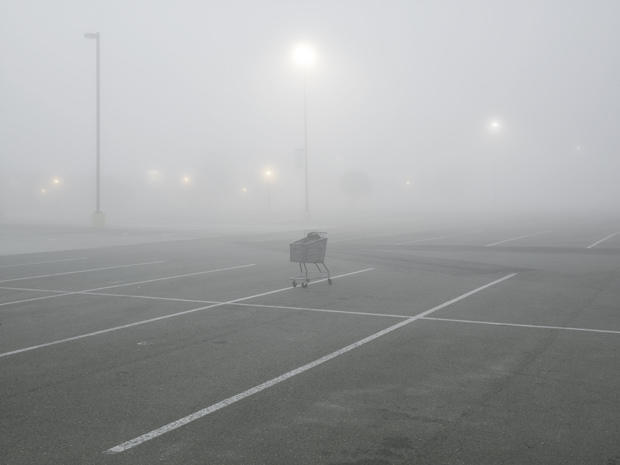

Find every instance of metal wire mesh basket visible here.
[290,231,328,264]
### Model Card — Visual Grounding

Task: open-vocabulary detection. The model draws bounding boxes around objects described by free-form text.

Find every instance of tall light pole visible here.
[489,119,502,212]
[266,171,272,214]
[84,32,105,227]
[293,44,316,219]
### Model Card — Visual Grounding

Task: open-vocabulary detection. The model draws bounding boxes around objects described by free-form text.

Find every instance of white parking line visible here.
[82,264,255,293]
[82,292,220,305]
[0,264,255,308]
[485,230,549,247]
[0,257,87,268]
[0,261,166,284]
[586,231,620,249]
[422,317,620,335]
[233,302,409,319]
[104,272,516,454]
[0,286,68,294]
[65,292,408,319]
[0,291,77,308]
[395,230,483,246]
[0,268,374,359]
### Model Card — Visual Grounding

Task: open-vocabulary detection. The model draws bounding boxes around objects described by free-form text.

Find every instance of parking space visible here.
[1,217,619,464]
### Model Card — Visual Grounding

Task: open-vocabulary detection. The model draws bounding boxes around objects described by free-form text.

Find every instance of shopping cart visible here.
[290,231,332,288]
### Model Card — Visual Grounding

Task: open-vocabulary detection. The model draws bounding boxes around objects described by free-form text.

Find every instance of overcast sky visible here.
[1,0,619,218]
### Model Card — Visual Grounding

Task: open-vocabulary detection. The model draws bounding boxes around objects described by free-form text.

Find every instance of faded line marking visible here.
[485,230,549,247]
[586,231,620,249]
[0,257,87,268]
[82,292,220,305]
[0,291,76,308]
[26,283,403,319]
[0,269,373,358]
[0,264,255,308]
[81,264,256,293]
[232,302,409,319]
[68,293,407,319]
[0,261,166,284]
[104,272,516,454]
[0,286,69,294]
[395,230,483,246]
[422,317,620,335]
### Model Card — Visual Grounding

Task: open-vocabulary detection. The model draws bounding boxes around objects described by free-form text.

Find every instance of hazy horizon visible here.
[2,1,619,226]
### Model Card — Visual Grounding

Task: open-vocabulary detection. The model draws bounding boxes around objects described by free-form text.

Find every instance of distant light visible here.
[293,44,317,68]
[266,171,272,176]
[183,177,189,182]
[53,179,59,184]
[405,181,411,185]
[41,188,46,193]
[242,188,247,192]
[491,121,500,129]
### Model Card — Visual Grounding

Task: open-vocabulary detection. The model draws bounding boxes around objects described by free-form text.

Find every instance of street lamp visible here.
[84,32,105,227]
[293,43,316,219]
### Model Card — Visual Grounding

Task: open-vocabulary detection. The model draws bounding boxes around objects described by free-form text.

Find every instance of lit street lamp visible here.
[293,43,316,219]
[84,32,104,227]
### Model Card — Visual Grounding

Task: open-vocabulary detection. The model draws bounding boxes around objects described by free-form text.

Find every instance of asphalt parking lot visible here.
[1,216,619,464]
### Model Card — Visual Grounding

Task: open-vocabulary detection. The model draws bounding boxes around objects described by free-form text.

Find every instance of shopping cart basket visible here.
[290,231,331,288]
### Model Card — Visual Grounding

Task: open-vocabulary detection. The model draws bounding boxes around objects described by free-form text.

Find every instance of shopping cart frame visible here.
[290,231,331,288]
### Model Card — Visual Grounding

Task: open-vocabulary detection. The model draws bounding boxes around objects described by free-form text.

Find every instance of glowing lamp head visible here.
[293,44,317,68]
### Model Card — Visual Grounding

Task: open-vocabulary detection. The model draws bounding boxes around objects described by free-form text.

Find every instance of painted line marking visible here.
[0,261,166,284]
[82,264,256,293]
[0,284,404,319]
[0,285,410,320]
[395,230,484,246]
[104,272,516,454]
[231,302,409,319]
[0,257,88,268]
[485,230,550,247]
[586,231,620,249]
[81,292,221,305]
[66,292,408,319]
[0,268,373,358]
[0,286,69,294]
[0,292,76,308]
[422,317,620,335]
[0,264,255,308]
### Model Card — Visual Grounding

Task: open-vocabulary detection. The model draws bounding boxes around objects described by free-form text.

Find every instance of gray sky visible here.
[1,0,619,219]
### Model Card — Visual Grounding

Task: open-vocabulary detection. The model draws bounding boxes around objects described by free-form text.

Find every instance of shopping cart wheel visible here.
[328,278,332,285]
[302,282,308,288]
[292,281,297,287]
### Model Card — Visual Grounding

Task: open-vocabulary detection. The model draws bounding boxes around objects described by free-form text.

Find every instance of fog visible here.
[1,1,619,226]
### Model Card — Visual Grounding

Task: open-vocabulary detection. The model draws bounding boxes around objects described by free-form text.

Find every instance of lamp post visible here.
[84,32,105,227]
[266,171,272,214]
[293,44,316,219]
[489,119,501,211]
